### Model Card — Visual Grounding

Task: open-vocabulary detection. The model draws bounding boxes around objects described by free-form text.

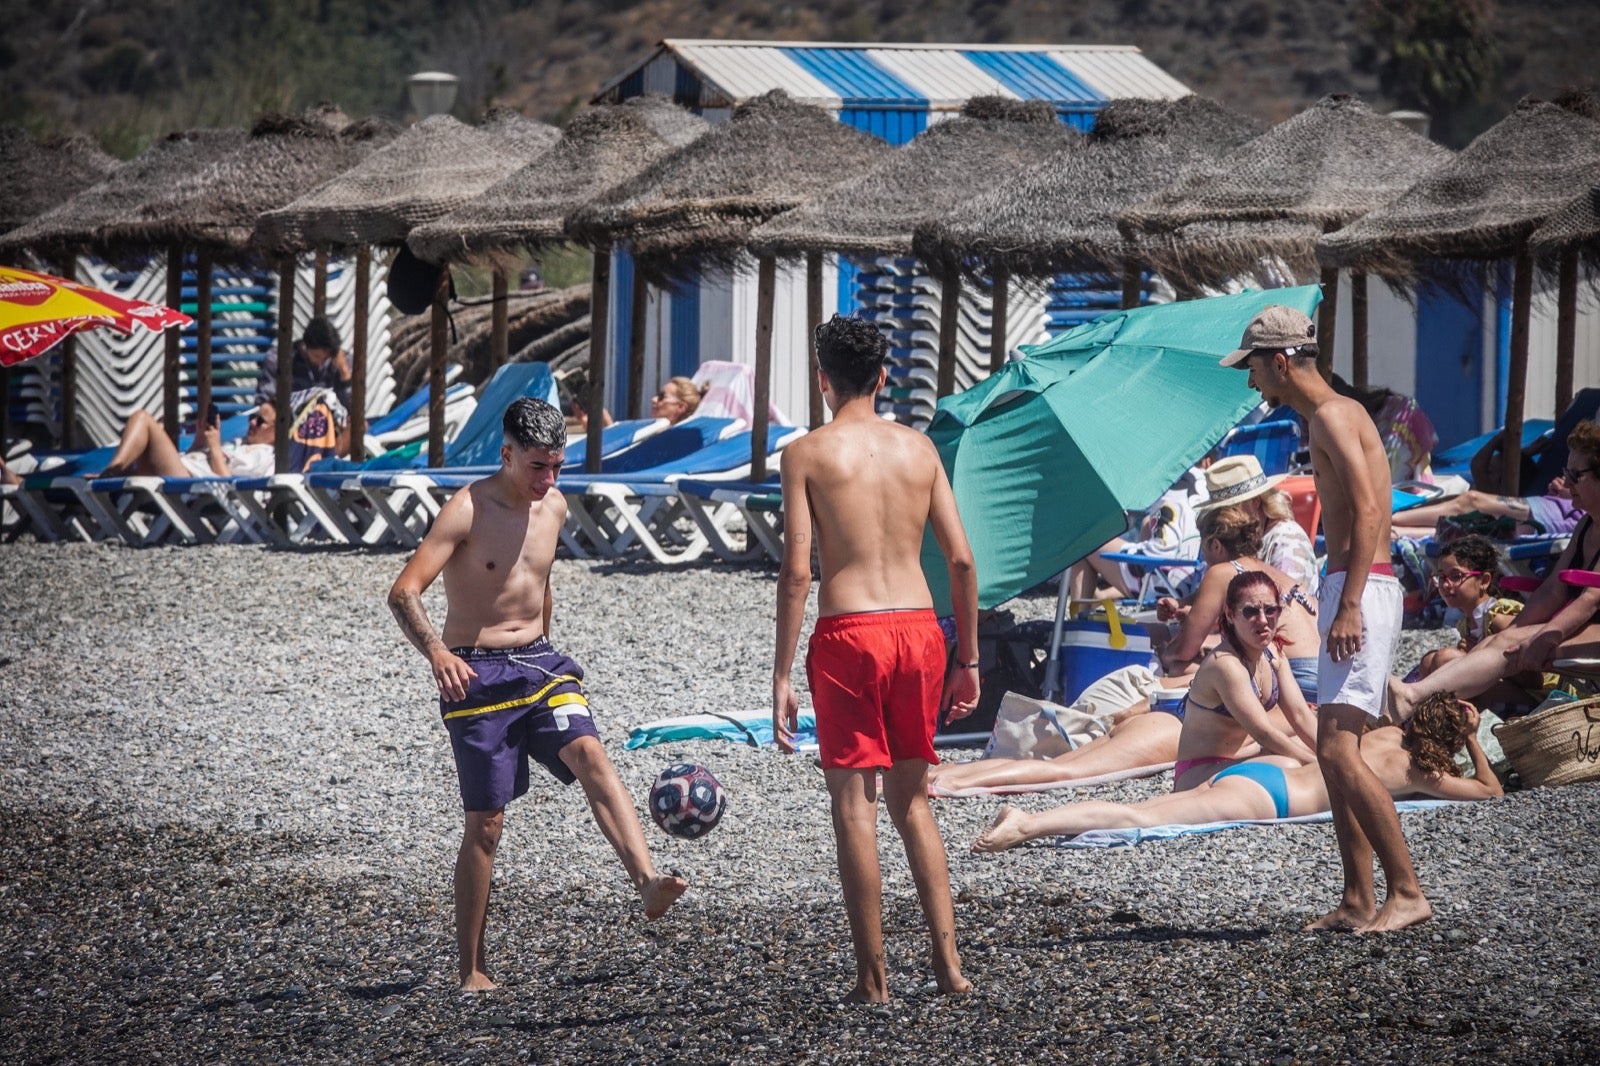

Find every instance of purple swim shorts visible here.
[439,637,600,811]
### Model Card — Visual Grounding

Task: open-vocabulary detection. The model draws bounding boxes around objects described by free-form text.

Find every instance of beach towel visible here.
[288,388,345,473]
[625,710,817,751]
[931,761,1175,798]
[692,361,791,427]
[1054,799,1459,848]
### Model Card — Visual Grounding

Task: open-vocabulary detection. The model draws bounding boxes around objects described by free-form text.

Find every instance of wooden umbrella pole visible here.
[312,247,328,319]
[350,245,371,463]
[274,252,296,472]
[1351,271,1370,389]
[490,269,509,370]
[428,268,449,468]
[752,254,776,483]
[1555,248,1578,419]
[584,244,611,474]
[627,268,647,420]
[195,247,214,427]
[1120,256,1141,310]
[806,251,824,429]
[990,266,1009,374]
[59,336,77,450]
[937,268,961,398]
[1502,249,1534,497]
[1316,265,1338,382]
[0,366,9,454]
[163,246,184,441]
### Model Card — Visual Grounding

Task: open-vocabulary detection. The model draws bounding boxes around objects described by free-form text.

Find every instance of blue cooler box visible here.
[1056,619,1156,705]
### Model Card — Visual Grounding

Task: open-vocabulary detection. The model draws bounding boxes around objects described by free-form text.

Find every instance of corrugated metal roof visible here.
[595,40,1190,111]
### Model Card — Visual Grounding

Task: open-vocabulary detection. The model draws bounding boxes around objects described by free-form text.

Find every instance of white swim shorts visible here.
[1317,570,1403,718]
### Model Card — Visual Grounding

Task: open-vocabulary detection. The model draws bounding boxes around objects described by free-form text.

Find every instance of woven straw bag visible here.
[1492,695,1600,788]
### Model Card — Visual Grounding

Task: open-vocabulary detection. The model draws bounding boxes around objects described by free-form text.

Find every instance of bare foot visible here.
[936,970,974,995]
[459,971,499,993]
[641,873,688,920]
[1358,894,1433,935]
[1303,903,1374,932]
[842,985,889,1005]
[972,806,1030,853]
[1386,676,1415,725]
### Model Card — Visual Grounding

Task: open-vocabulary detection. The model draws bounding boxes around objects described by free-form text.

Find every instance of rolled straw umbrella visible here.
[0,125,120,448]
[257,111,559,465]
[1122,93,1454,382]
[565,90,893,473]
[94,106,398,464]
[750,97,1079,433]
[0,126,247,448]
[407,96,709,413]
[913,94,1264,372]
[1320,98,1600,492]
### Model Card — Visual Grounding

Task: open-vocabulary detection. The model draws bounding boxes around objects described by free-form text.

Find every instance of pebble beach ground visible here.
[2,542,1597,1064]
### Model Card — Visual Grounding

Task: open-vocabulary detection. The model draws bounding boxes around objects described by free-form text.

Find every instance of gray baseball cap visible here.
[1220,305,1317,367]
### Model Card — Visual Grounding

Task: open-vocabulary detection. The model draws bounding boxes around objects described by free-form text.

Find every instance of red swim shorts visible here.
[806,609,947,770]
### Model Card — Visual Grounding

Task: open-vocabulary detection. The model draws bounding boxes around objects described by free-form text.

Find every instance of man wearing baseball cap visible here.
[1225,305,1431,934]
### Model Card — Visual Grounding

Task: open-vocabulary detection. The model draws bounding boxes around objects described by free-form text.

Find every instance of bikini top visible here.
[1572,515,1600,576]
[1180,647,1279,721]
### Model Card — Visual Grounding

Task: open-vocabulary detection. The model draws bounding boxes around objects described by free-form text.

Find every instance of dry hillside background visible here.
[3,0,1596,156]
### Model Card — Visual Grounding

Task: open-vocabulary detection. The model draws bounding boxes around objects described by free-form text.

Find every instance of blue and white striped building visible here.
[589,41,1191,424]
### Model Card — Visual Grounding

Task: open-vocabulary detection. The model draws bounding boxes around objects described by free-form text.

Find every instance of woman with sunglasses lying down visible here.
[973,691,1500,853]
[91,402,278,480]
[930,566,1319,797]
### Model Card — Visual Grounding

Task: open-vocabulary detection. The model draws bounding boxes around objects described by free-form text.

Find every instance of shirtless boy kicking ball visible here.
[389,398,685,991]
[772,314,980,1002]
[1227,306,1429,934]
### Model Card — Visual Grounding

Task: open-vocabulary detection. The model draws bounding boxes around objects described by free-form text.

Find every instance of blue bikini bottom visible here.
[1210,761,1291,819]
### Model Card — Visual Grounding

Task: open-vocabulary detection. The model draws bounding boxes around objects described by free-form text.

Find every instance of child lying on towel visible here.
[971,691,1500,852]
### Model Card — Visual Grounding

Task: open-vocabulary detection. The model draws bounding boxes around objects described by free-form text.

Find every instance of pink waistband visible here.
[812,608,939,636]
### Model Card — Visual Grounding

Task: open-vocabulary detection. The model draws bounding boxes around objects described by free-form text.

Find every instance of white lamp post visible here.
[408,72,460,119]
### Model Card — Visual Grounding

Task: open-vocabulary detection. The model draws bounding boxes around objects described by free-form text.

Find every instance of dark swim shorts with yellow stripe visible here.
[439,637,599,811]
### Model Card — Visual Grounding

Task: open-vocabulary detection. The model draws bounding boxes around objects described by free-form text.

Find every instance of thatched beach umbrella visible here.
[0,126,119,448]
[565,90,893,473]
[0,127,247,448]
[93,107,396,459]
[407,96,708,417]
[1531,181,1600,416]
[913,95,1264,366]
[257,111,559,465]
[750,97,1078,430]
[1123,94,1453,381]
[0,127,120,241]
[1320,99,1600,491]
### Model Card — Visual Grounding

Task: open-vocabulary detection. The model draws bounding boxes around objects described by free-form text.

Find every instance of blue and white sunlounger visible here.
[675,478,784,563]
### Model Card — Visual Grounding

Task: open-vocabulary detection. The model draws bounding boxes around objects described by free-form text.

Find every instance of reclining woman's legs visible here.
[99,410,191,478]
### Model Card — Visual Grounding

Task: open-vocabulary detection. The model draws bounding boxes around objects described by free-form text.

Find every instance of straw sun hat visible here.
[1196,455,1286,512]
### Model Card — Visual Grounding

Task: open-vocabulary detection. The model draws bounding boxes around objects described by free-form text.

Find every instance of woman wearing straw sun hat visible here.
[1195,455,1319,596]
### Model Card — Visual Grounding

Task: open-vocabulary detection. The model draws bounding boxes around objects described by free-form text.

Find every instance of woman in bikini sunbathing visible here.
[973,691,1500,852]
[929,562,1317,797]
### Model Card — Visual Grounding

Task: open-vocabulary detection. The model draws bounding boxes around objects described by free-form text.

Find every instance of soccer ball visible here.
[648,763,727,839]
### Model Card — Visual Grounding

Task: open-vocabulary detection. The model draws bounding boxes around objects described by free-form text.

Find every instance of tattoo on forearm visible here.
[390,591,444,654]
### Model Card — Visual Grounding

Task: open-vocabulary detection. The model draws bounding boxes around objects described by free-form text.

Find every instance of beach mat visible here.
[626,710,817,752]
[1055,799,1460,848]
[931,762,1174,799]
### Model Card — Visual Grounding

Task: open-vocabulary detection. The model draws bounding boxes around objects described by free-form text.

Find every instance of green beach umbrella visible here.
[922,285,1323,613]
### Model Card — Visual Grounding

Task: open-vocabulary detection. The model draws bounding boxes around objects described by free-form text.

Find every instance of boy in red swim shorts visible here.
[772,314,981,1003]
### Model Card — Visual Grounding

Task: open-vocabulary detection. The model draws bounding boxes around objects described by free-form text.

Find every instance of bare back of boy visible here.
[787,417,946,614]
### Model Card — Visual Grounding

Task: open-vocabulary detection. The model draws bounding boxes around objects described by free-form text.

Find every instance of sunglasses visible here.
[1432,568,1484,587]
[248,414,269,427]
[1237,604,1282,621]
[1563,466,1597,482]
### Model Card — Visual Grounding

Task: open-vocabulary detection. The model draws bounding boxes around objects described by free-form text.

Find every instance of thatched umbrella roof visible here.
[0,126,120,240]
[406,95,709,267]
[564,89,893,276]
[748,97,1076,261]
[1318,99,1600,281]
[1529,182,1600,270]
[254,112,559,251]
[97,105,398,255]
[911,95,1264,280]
[1121,94,1452,289]
[0,127,247,259]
